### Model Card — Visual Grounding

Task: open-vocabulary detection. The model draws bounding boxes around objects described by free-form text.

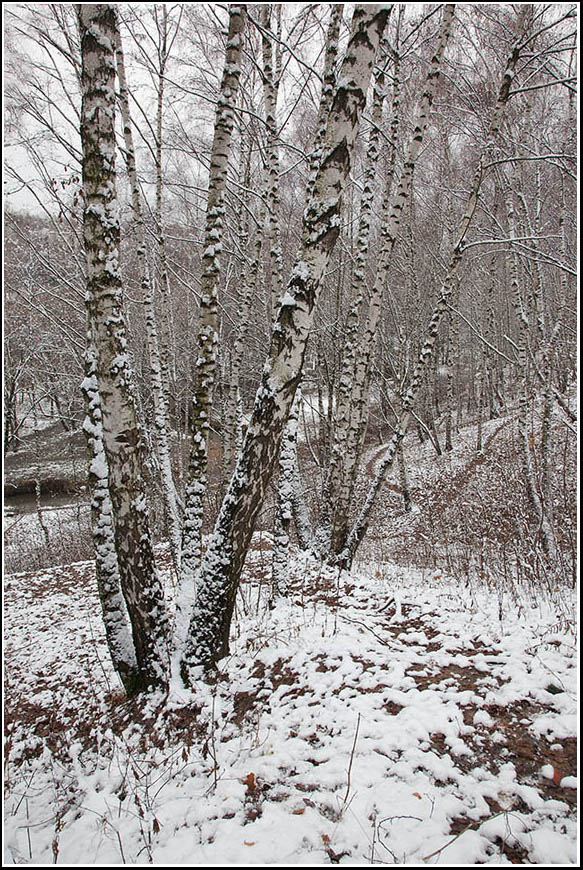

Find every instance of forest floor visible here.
[3,405,579,865]
[3,543,578,864]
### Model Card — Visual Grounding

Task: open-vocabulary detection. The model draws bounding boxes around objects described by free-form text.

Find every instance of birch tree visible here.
[338,4,531,569]
[114,11,182,576]
[78,3,170,692]
[178,4,247,625]
[323,3,456,557]
[316,56,388,546]
[222,133,259,485]
[81,345,138,692]
[505,174,556,559]
[180,4,392,677]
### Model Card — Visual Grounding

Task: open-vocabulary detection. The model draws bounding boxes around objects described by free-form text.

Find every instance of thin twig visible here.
[343,712,361,806]
[422,810,506,861]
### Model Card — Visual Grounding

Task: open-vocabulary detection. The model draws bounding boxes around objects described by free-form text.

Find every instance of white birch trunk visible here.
[329,4,455,555]
[321,57,389,553]
[260,4,308,583]
[271,394,301,599]
[261,3,285,317]
[290,439,312,550]
[305,4,344,200]
[78,3,170,692]
[114,17,182,577]
[177,4,247,637]
[506,184,556,560]
[515,184,554,528]
[81,345,138,692]
[180,5,392,677]
[223,140,258,485]
[153,8,176,420]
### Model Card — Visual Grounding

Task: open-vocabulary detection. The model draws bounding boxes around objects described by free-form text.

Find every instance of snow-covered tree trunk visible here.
[272,3,342,554]
[328,3,455,556]
[114,16,182,577]
[515,180,554,530]
[222,139,258,486]
[259,3,296,585]
[290,428,312,550]
[271,393,301,600]
[301,3,344,500]
[180,5,392,677]
[484,256,501,420]
[320,55,389,554]
[153,7,177,422]
[178,4,247,626]
[305,4,344,200]
[506,184,556,560]
[261,3,285,318]
[338,6,529,569]
[316,37,402,553]
[315,340,333,471]
[78,3,170,693]
[442,134,458,453]
[81,344,139,693]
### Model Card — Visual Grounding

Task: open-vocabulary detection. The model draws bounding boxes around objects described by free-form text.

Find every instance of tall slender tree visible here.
[114,11,183,576]
[323,3,456,556]
[180,4,393,678]
[178,4,247,634]
[77,3,170,693]
[339,4,531,569]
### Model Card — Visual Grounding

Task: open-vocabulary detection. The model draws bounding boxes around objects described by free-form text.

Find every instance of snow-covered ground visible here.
[3,393,578,864]
[4,545,578,865]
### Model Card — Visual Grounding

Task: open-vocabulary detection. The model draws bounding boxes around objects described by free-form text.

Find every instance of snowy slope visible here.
[4,546,577,865]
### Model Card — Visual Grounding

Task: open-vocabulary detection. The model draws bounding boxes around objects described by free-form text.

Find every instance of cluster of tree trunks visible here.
[67,2,576,695]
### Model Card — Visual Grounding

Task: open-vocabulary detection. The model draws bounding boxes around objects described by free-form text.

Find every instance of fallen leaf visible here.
[244,841,255,846]
[292,808,305,815]
[243,772,256,792]
[412,792,422,799]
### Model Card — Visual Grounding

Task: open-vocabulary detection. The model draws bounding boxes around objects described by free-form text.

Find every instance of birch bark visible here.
[506,182,556,559]
[78,3,170,692]
[259,4,310,580]
[320,55,389,553]
[178,4,247,621]
[515,174,555,532]
[271,393,301,599]
[261,3,285,316]
[81,344,138,692]
[114,16,182,576]
[181,5,392,676]
[153,6,177,420]
[223,137,257,484]
[329,3,455,556]
[305,4,344,200]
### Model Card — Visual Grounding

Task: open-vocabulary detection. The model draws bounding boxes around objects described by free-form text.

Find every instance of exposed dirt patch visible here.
[427,690,577,810]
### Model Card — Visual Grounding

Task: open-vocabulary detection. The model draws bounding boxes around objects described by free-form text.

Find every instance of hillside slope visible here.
[4,548,577,864]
